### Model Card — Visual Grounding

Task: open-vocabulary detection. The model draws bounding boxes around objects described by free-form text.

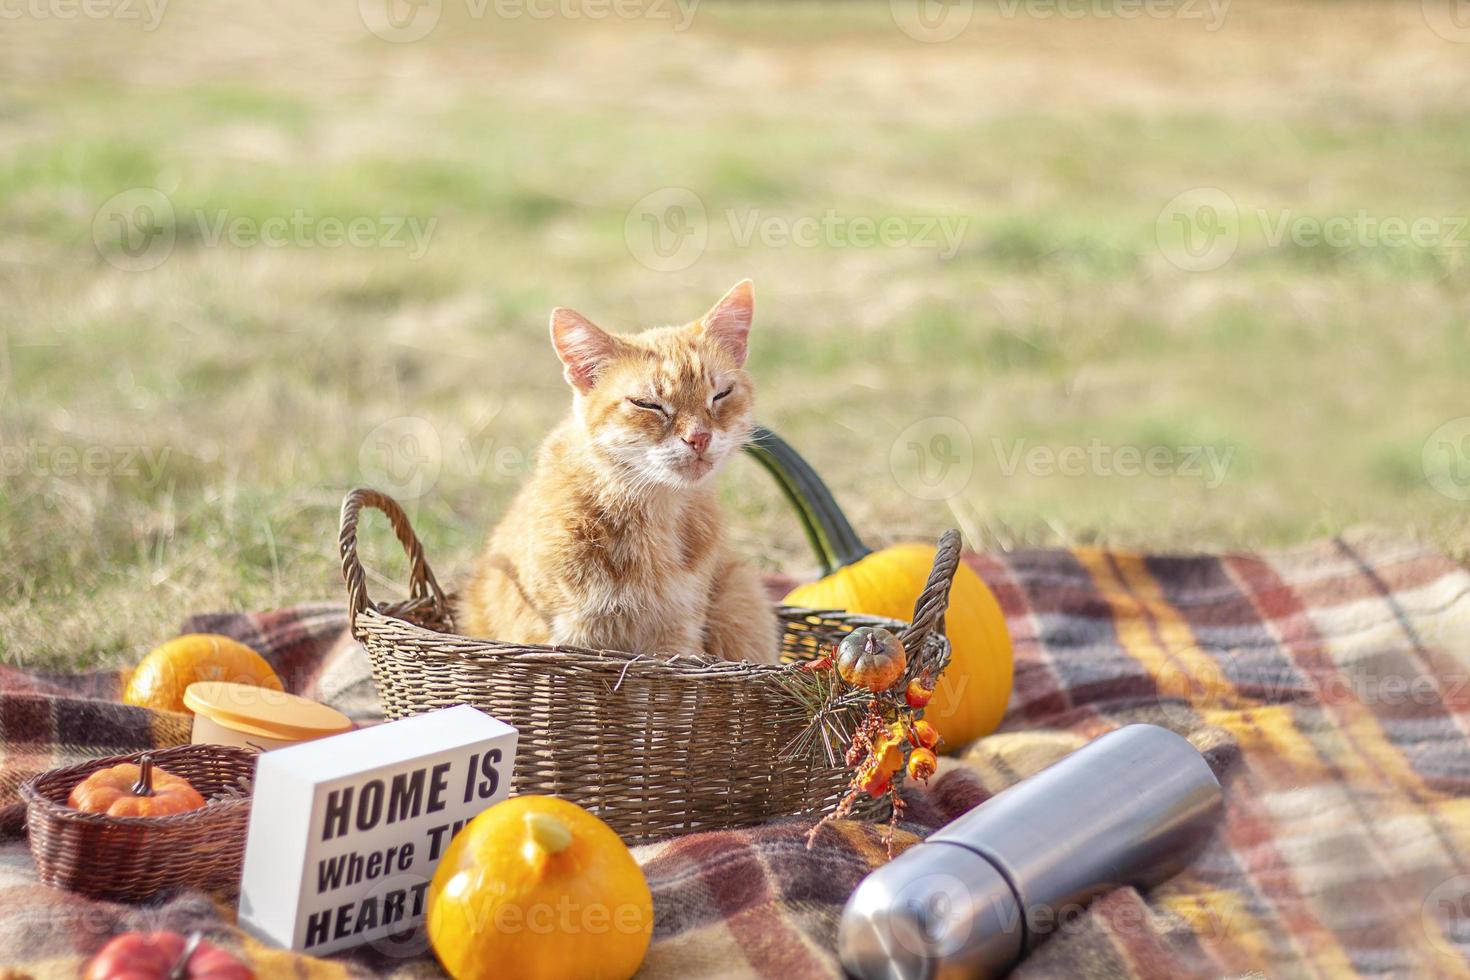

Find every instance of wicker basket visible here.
[338,488,961,843]
[22,743,257,901]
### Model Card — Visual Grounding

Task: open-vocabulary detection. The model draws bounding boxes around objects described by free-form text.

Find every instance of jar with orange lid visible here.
[184,681,354,751]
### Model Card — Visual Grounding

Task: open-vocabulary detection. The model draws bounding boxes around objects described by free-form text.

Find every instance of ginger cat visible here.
[457,280,779,664]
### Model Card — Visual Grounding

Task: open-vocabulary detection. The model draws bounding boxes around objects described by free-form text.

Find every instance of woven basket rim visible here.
[356,603,916,676]
[21,743,256,829]
[340,488,962,680]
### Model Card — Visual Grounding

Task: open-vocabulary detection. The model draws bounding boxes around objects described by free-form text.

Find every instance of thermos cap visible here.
[839,839,1022,980]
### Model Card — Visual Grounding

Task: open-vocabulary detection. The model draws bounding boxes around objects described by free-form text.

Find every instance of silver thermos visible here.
[838,724,1224,980]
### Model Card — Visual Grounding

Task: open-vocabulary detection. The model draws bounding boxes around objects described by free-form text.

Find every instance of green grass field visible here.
[3,1,1469,669]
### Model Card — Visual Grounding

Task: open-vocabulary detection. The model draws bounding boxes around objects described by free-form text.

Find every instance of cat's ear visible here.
[550,308,620,393]
[700,279,754,367]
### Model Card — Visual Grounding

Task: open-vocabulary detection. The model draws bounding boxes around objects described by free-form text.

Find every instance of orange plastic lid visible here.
[183,681,353,742]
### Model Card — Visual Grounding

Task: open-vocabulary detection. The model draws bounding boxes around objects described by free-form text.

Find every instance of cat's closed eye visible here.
[712,386,734,403]
[628,397,667,414]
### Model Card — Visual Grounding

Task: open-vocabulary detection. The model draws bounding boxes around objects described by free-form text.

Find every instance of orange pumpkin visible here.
[68,755,207,817]
[746,428,1015,751]
[124,634,283,714]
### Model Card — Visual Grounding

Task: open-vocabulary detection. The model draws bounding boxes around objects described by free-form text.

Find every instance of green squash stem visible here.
[744,426,873,576]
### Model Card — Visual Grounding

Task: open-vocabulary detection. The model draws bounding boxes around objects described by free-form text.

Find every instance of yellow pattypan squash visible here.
[427,795,653,980]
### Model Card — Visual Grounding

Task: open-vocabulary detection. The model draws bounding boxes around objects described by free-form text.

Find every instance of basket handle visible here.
[339,487,451,638]
[897,529,963,654]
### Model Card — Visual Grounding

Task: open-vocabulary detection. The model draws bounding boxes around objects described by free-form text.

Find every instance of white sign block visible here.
[238,705,518,956]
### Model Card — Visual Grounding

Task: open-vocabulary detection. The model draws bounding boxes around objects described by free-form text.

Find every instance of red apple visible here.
[84,931,254,980]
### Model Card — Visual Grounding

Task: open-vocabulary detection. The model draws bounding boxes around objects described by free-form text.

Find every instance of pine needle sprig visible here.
[774,657,870,766]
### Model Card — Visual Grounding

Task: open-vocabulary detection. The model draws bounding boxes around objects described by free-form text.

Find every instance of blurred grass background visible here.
[2,0,1469,669]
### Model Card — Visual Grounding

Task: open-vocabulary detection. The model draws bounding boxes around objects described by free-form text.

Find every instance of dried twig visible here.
[794,633,945,854]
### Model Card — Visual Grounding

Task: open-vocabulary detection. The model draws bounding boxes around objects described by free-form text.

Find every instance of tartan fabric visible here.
[3,530,1469,978]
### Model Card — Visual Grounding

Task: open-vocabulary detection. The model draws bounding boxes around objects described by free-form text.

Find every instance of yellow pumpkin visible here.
[745,427,1014,752]
[123,634,284,714]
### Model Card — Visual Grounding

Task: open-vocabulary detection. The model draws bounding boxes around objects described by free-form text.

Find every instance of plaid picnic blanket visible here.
[3,530,1470,978]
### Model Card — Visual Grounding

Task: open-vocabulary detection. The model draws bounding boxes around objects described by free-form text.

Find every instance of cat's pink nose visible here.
[684,430,712,455]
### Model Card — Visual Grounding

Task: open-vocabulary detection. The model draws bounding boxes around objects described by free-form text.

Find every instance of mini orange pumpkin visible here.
[836,626,907,692]
[68,755,207,817]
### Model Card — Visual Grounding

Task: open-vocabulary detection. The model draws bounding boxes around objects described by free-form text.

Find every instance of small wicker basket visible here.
[339,488,961,844]
[21,743,257,902]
